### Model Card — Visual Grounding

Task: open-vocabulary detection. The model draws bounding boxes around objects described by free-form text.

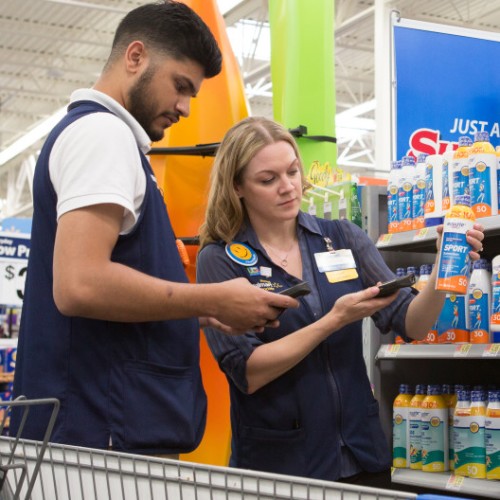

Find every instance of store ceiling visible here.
[1,0,500,218]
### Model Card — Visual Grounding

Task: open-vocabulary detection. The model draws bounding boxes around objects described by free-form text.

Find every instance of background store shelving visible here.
[363,190,500,499]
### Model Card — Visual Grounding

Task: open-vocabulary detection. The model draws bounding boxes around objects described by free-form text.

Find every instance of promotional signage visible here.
[393,17,500,159]
[0,233,30,307]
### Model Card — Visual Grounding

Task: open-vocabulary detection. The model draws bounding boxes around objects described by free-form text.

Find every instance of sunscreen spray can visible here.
[469,131,498,218]
[421,384,449,472]
[393,384,413,468]
[486,389,500,480]
[490,255,500,343]
[409,384,427,470]
[436,194,475,295]
[453,389,472,476]
[469,258,491,344]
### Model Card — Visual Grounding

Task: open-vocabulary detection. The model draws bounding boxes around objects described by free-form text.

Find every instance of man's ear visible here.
[124,41,147,74]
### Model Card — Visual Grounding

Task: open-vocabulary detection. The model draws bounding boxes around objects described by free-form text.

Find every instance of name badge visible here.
[314,249,358,283]
[314,249,356,272]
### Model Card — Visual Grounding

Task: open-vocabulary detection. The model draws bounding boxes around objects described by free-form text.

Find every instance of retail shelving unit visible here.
[373,213,500,499]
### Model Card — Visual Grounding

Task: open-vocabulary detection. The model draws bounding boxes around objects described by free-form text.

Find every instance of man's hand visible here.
[209,278,299,333]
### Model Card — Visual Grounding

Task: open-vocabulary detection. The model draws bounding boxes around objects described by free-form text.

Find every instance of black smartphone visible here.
[377,273,416,298]
[278,281,312,298]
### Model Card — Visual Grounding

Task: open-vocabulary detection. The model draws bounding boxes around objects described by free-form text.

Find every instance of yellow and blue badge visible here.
[225,242,258,267]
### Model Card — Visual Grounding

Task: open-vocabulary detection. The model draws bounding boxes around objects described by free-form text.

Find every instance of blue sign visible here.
[394,19,500,159]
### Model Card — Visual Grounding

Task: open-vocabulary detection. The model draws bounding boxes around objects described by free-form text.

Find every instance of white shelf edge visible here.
[392,468,500,499]
[376,214,500,250]
[376,343,500,360]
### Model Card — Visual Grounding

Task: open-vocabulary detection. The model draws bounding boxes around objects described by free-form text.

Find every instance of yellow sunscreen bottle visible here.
[486,389,500,480]
[421,384,449,472]
[393,384,413,468]
[453,389,471,476]
[409,384,426,470]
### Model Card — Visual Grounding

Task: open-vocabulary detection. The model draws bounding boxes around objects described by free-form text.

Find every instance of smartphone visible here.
[377,273,416,298]
[278,281,311,298]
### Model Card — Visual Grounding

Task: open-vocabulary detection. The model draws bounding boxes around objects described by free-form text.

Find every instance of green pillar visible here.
[269,0,340,219]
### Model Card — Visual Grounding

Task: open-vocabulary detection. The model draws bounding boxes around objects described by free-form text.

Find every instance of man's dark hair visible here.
[109,0,222,78]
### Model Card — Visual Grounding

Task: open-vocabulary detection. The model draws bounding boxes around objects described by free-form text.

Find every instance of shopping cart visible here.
[0,397,428,500]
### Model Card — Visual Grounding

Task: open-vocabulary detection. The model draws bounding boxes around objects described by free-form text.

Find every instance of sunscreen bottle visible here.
[414,264,431,292]
[451,136,472,207]
[398,156,415,232]
[442,384,455,470]
[486,389,500,480]
[424,154,444,227]
[453,389,472,476]
[435,194,475,295]
[421,384,449,472]
[469,131,498,218]
[393,384,413,468]
[467,390,487,478]
[442,143,455,213]
[388,160,401,233]
[490,255,500,343]
[413,154,427,230]
[469,258,491,344]
[449,384,466,471]
[409,384,426,470]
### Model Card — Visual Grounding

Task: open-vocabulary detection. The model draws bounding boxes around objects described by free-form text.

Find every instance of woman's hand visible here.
[326,285,399,331]
[435,223,485,261]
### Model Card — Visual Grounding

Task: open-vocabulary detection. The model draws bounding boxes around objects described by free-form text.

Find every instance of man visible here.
[11,1,295,456]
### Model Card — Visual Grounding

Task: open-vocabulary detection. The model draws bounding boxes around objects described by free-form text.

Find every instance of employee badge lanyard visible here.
[313,237,359,283]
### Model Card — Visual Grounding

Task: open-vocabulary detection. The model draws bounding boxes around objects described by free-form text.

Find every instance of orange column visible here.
[148,0,248,466]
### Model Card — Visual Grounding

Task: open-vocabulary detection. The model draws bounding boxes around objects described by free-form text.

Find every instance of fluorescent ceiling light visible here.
[0,106,67,167]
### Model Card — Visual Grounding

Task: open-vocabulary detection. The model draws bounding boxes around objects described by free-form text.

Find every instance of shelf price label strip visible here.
[377,233,393,247]
[454,344,472,357]
[482,343,500,357]
[413,227,429,240]
[383,344,401,357]
[446,474,465,491]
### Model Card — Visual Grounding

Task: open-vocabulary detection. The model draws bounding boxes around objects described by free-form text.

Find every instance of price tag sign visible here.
[413,228,429,240]
[446,474,465,491]
[454,344,472,357]
[384,344,401,357]
[0,233,30,307]
[377,234,393,246]
[483,344,500,357]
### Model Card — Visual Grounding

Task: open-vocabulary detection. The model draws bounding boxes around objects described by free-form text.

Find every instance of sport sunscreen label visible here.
[436,202,475,295]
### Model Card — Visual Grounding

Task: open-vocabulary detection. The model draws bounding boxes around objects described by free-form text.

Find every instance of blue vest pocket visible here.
[109,360,199,453]
[236,424,306,476]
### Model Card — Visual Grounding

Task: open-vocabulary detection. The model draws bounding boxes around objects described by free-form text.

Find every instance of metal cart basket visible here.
[0,398,420,500]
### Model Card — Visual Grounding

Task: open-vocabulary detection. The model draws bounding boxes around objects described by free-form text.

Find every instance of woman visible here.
[196,117,484,485]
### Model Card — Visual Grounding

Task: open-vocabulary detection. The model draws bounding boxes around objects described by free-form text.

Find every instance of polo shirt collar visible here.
[69,88,151,154]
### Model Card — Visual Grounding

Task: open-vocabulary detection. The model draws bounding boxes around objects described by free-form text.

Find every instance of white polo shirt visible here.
[49,88,150,234]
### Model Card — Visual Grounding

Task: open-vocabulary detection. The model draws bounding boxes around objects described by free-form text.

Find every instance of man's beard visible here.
[128,67,164,142]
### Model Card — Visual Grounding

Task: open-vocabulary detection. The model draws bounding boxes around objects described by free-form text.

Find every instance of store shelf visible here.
[392,468,500,499]
[376,343,500,360]
[375,214,500,252]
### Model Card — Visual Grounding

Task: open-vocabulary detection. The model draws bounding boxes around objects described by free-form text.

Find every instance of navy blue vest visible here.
[12,101,207,454]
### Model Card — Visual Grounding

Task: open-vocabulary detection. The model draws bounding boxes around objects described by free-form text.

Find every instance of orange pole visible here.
[149,0,248,466]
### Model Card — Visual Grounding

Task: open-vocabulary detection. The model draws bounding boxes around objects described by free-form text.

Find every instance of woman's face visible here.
[235,140,303,225]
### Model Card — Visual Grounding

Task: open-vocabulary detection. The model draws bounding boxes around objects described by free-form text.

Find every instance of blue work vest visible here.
[11,101,206,455]
[214,219,391,480]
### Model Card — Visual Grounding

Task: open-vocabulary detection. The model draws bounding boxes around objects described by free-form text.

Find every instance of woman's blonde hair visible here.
[199,116,308,248]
